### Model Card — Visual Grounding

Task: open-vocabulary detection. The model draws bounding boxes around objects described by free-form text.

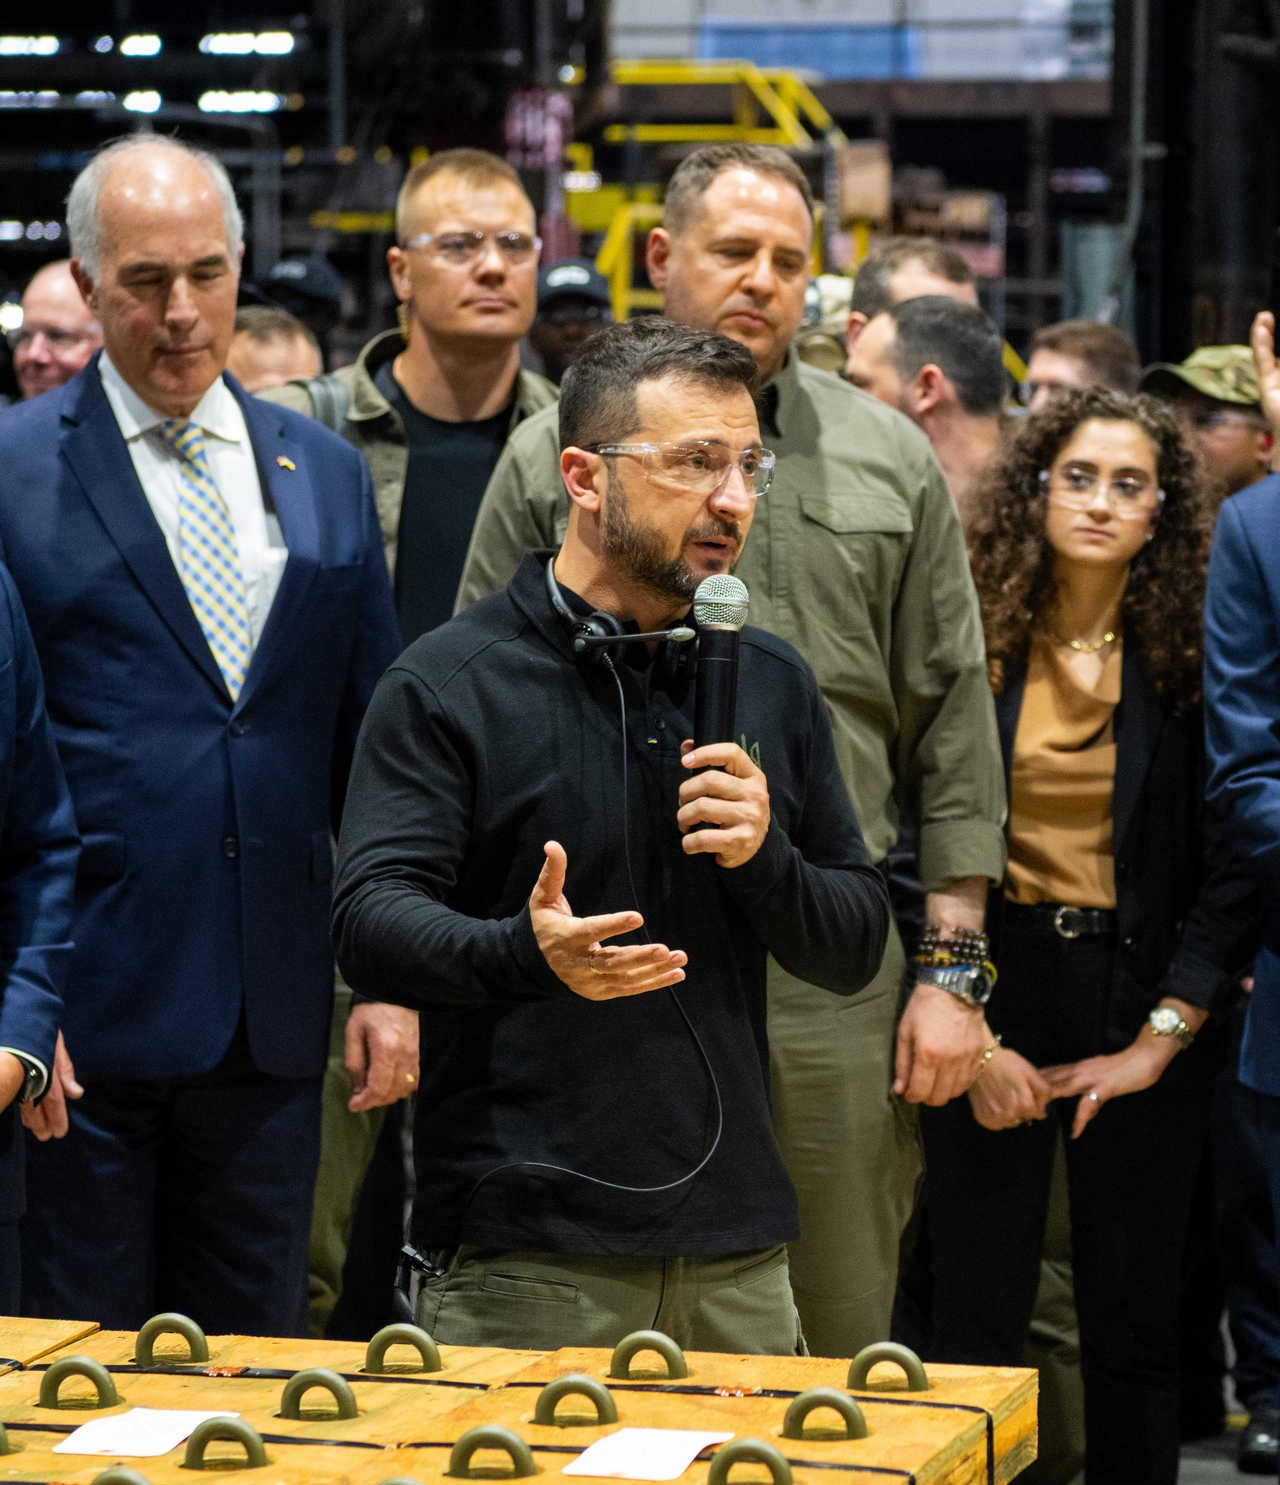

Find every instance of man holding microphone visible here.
[332,317,889,1351]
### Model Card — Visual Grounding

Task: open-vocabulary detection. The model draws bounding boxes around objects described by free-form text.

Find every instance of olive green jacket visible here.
[262,328,557,577]
[455,355,1006,887]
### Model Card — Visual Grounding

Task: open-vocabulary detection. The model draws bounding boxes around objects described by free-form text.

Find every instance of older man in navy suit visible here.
[0,135,407,1334]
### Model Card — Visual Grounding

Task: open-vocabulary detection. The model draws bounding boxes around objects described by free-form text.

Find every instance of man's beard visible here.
[601,476,741,603]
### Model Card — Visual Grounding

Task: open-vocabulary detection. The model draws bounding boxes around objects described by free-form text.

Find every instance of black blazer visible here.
[992,644,1256,1050]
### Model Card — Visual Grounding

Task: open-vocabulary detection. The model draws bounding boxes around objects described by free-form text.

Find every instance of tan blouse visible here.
[1005,632,1122,908]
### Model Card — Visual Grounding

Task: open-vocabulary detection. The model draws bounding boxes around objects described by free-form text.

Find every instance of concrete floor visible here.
[1181,1420,1264,1484]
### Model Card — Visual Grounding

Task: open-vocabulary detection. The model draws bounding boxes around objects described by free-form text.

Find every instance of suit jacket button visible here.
[229,721,248,737]
[222,834,240,860]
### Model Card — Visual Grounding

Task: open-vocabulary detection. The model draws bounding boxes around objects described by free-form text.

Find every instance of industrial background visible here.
[0,0,1276,366]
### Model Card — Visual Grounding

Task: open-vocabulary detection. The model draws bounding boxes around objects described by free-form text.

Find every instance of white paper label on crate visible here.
[563,1427,735,1480]
[53,1406,240,1456]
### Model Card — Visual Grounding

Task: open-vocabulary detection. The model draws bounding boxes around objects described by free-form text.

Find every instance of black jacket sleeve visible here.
[332,664,566,1009]
[716,677,890,996]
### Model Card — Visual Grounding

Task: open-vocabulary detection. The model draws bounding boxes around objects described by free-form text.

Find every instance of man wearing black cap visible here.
[528,259,613,384]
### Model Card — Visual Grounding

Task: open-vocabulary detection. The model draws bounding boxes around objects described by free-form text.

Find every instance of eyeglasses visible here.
[1039,464,1165,519]
[400,230,541,266]
[586,441,776,498]
[1019,378,1074,407]
[5,325,97,352]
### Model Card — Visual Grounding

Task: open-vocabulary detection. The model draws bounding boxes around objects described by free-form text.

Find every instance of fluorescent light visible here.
[0,303,23,332]
[0,36,59,56]
[200,33,254,54]
[0,222,23,242]
[0,90,59,108]
[198,90,283,113]
[122,91,162,113]
[76,90,116,104]
[199,31,294,55]
[119,34,161,57]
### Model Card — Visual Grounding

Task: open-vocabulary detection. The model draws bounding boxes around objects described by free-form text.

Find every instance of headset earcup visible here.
[574,612,624,668]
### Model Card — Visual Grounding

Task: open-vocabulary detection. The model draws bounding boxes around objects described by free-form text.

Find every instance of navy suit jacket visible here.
[1205,479,1280,1096]
[0,359,401,1085]
[0,563,78,1219]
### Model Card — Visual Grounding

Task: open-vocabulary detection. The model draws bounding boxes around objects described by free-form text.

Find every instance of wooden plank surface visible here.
[0,1318,99,1373]
[0,1330,1036,1485]
[2,1330,544,1454]
[498,1349,1036,1485]
[432,1369,993,1485]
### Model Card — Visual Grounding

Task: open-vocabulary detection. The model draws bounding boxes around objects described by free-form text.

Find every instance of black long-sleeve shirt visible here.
[333,553,889,1255]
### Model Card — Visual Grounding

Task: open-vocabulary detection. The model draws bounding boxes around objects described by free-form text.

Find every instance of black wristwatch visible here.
[11,1053,44,1104]
[914,963,994,1009]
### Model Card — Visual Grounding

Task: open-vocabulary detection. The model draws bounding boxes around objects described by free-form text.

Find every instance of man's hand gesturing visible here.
[530,840,688,1001]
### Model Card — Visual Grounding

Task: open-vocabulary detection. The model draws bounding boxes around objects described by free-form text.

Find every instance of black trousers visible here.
[20,1023,322,1336]
[922,912,1212,1485]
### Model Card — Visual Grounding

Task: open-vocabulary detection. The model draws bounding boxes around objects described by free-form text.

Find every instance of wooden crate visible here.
[0,1318,99,1374]
[0,1325,539,1483]
[0,1328,1035,1485]
[467,1345,1037,1485]
[1,1325,541,1445]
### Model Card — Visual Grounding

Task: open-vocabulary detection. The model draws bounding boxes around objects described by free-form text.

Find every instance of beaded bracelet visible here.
[915,925,990,965]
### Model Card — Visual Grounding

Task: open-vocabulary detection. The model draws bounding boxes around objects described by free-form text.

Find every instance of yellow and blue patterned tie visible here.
[159,419,250,699]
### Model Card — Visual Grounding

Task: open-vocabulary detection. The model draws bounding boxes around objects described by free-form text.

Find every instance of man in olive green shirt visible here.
[456,144,1006,1357]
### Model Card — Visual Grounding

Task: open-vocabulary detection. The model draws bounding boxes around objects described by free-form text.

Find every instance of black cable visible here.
[460,651,723,1209]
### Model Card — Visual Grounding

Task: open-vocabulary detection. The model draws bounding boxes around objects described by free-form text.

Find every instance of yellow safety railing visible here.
[603,59,846,149]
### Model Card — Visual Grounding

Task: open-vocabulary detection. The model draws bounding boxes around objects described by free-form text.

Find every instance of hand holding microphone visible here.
[679,576,770,868]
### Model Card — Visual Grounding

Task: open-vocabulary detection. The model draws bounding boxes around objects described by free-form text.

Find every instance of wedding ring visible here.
[406,1073,416,1085]
[1087,1091,1099,1103]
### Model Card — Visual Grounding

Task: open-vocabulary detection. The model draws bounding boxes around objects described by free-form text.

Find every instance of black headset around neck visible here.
[543,556,696,690]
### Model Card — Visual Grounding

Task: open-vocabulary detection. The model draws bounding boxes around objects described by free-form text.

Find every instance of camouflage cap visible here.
[1139,344,1260,407]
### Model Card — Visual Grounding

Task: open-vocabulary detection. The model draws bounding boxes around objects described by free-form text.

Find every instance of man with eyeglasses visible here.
[1140,345,1272,500]
[263,147,555,1337]
[333,315,889,1351]
[266,148,554,642]
[458,142,1005,1360]
[9,261,101,401]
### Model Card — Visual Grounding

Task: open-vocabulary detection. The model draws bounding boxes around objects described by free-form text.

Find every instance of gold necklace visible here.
[1049,628,1117,654]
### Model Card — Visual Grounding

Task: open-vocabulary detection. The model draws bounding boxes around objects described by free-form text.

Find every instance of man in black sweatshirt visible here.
[332,316,889,1353]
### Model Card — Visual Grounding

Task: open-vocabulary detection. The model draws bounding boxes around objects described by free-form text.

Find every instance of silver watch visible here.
[915,963,993,1008]
[1147,1005,1194,1049]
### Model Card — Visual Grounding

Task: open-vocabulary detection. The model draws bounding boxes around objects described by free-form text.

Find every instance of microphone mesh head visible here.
[693,574,749,630]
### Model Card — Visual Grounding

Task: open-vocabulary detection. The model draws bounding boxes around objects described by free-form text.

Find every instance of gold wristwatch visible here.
[1147,1005,1194,1050]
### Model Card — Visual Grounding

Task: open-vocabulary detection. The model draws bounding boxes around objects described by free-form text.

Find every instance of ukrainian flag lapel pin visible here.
[277,454,296,471]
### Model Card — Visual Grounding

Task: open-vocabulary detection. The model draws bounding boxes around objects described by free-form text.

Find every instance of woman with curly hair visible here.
[920,388,1255,1485]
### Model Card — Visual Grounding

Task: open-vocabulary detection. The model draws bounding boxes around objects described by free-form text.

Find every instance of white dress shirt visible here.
[98,354,288,651]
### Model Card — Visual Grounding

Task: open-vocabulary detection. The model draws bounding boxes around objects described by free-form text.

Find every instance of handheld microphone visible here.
[693,574,749,747]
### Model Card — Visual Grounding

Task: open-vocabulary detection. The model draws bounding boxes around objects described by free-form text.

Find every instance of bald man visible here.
[11,261,101,400]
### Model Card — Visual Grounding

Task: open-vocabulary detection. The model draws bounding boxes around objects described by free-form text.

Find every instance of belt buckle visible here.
[1053,905,1085,939]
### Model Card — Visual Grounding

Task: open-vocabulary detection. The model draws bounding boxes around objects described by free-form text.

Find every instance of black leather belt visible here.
[1003,900,1116,938]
